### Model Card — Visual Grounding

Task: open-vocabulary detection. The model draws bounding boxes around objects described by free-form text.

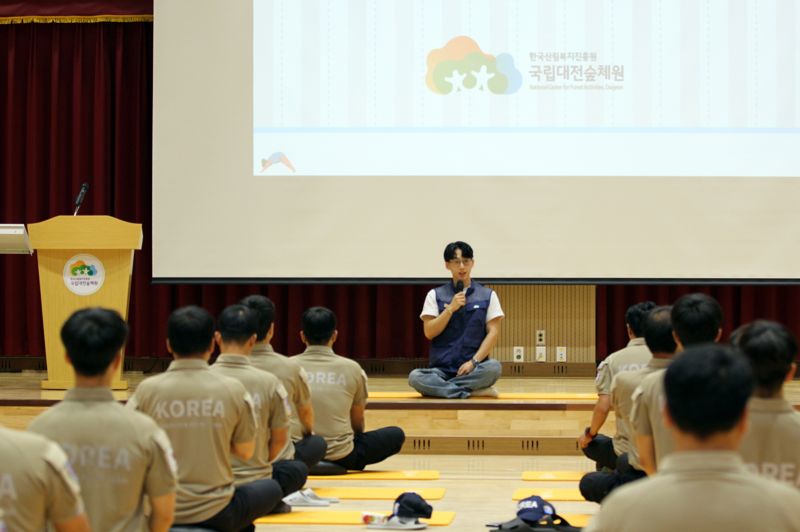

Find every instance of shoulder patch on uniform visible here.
[152,428,178,476]
[43,441,82,497]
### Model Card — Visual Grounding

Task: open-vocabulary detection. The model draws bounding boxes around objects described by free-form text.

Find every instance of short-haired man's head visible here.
[731,320,798,396]
[302,306,337,345]
[61,308,128,376]
[625,301,657,337]
[643,305,677,355]
[443,241,474,261]
[671,293,723,346]
[217,304,258,344]
[240,295,276,342]
[167,306,214,357]
[664,344,753,439]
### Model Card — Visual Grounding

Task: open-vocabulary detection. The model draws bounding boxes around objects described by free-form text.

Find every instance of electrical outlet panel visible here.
[556,346,567,363]
[535,346,547,362]
[536,330,546,346]
[512,346,525,362]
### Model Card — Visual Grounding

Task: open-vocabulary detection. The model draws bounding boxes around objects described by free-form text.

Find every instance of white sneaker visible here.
[469,386,499,398]
[282,489,331,507]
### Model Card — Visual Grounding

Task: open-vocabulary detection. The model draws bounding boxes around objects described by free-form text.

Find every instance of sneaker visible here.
[270,501,292,514]
[301,488,339,503]
[282,490,330,507]
[469,386,499,398]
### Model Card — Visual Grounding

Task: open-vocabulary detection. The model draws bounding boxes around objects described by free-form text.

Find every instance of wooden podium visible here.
[28,216,143,390]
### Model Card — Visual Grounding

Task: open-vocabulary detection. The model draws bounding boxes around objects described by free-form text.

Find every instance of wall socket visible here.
[512,346,525,362]
[535,346,547,362]
[556,346,567,363]
[535,329,546,346]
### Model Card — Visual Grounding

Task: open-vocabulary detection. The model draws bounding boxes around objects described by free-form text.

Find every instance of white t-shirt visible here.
[420,288,505,322]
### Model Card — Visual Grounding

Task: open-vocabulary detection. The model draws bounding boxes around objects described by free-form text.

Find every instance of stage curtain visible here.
[596,285,800,361]
[0,0,152,23]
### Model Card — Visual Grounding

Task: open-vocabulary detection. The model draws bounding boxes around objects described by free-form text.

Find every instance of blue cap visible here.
[516,495,556,524]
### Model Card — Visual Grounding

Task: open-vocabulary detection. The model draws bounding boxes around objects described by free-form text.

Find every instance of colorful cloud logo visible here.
[426,36,522,95]
[70,260,97,276]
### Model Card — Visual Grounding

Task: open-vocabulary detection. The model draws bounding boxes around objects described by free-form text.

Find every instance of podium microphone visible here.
[73,182,89,216]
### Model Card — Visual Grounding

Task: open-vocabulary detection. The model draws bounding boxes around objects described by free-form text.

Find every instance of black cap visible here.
[392,492,433,519]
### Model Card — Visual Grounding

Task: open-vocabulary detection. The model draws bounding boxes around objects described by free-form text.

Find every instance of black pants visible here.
[331,427,405,471]
[293,434,328,468]
[581,434,618,471]
[579,452,647,503]
[183,478,283,532]
[272,459,308,496]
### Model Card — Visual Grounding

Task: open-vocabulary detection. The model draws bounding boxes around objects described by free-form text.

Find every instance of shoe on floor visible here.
[469,386,499,398]
[269,501,292,514]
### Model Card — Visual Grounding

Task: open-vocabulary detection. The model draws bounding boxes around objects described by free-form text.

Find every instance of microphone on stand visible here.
[73,182,89,216]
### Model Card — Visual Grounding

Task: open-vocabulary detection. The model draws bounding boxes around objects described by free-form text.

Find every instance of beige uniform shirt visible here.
[739,397,800,488]
[29,387,177,532]
[127,358,257,524]
[585,451,800,532]
[251,344,313,461]
[211,354,290,484]
[610,357,671,467]
[631,368,673,467]
[0,426,84,532]
[294,346,368,460]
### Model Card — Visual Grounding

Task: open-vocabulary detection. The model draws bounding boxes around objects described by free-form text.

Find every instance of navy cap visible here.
[393,492,433,519]
[516,496,556,524]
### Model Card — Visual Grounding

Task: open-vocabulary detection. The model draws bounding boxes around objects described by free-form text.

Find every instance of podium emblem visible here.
[63,253,106,296]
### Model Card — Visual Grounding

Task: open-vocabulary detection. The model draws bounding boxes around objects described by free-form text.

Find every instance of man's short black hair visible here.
[61,308,128,376]
[625,301,657,337]
[167,306,214,357]
[443,241,474,261]
[217,304,258,344]
[671,293,723,346]
[643,305,677,355]
[664,344,753,439]
[731,320,798,395]
[302,306,337,345]
[241,295,276,342]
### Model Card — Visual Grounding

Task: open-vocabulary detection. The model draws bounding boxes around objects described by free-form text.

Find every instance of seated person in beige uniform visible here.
[295,307,405,472]
[128,306,283,531]
[586,344,800,532]
[29,308,177,532]
[732,320,800,487]
[241,295,327,468]
[580,305,676,503]
[210,304,308,501]
[632,293,722,474]
[579,301,655,471]
[0,426,89,532]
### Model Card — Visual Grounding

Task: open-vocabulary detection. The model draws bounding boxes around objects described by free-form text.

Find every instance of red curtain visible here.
[3,22,800,363]
[596,285,800,360]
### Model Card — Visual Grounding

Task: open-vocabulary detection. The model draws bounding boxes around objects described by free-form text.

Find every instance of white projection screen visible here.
[153,0,800,281]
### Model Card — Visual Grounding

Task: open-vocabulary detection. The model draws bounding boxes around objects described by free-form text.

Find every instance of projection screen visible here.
[153,0,800,281]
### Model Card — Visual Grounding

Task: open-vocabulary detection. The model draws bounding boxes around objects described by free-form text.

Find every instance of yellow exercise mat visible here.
[368,391,597,400]
[308,470,440,480]
[512,487,584,502]
[521,471,586,481]
[255,510,456,526]
[561,514,592,528]
[312,487,445,500]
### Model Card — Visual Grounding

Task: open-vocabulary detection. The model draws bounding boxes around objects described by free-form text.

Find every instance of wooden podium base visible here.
[41,380,128,391]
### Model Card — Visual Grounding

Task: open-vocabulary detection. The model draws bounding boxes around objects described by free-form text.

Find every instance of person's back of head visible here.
[240,294,276,342]
[643,305,677,357]
[664,344,753,441]
[731,320,798,398]
[167,305,215,358]
[216,304,258,346]
[671,293,723,347]
[625,301,657,337]
[301,306,337,346]
[61,307,128,376]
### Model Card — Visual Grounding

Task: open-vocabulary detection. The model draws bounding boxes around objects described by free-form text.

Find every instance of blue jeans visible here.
[407,359,502,398]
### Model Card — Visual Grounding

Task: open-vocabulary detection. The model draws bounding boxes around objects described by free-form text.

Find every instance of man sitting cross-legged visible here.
[586,344,800,531]
[128,306,283,531]
[29,308,177,532]
[210,304,308,503]
[295,307,405,472]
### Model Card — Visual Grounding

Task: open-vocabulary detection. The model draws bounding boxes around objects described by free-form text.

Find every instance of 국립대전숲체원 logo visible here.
[63,254,105,296]
[426,36,522,95]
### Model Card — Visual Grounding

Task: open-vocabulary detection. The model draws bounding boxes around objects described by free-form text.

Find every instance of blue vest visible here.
[429,281,493,375]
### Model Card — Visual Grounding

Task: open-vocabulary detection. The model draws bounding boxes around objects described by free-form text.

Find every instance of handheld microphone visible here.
[455,280,464,293]
[73,182,89,216]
